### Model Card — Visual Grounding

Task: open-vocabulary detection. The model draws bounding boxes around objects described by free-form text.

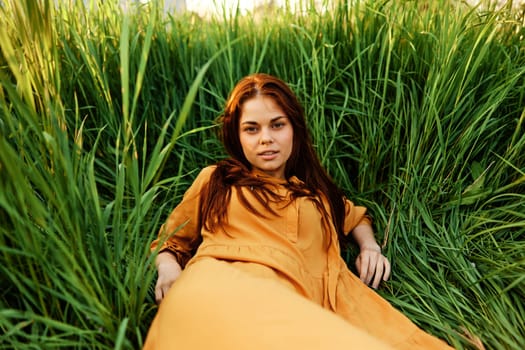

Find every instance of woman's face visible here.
[238,95,294,179]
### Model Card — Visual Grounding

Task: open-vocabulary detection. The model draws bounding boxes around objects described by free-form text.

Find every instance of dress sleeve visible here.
[150,166,215,267]
[342,198,372,235]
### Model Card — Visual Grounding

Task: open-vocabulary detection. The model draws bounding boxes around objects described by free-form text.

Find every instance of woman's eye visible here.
[272,122,284,129]
[244,127,258,133]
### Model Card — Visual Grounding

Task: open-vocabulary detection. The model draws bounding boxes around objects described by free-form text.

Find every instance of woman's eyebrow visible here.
[240,116,287,125]
[270,116,287,122]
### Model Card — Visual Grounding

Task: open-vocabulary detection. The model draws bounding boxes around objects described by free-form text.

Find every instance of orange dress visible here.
[143,166,453,350]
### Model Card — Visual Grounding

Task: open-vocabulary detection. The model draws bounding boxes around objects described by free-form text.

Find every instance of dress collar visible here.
[250,169,303,186]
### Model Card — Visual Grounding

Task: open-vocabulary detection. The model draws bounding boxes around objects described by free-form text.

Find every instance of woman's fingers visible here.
[356,250,391,289]
[155,279,165,304]
[383,258,391,281]
[370,261,381,289]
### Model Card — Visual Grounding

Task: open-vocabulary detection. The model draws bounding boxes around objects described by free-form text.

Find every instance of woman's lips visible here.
[258,150,278,160]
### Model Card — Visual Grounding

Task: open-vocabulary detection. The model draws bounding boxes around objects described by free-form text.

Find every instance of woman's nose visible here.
[259,128,274,145]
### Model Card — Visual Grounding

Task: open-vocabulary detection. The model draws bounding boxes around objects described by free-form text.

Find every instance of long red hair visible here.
[200,73,346,238]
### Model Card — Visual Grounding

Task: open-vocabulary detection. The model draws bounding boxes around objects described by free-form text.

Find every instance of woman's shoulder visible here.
[198,165,217,176]
[191,165,217,185]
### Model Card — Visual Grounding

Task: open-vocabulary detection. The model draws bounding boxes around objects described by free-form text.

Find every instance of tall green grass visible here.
[1,0,524,348]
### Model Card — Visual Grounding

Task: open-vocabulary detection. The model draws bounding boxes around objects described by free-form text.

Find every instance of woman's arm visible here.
[351,223,391,289]
[151,166,215,303]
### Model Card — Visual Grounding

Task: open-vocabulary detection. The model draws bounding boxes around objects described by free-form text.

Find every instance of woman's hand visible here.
[350,223,391,289]
[155,251,183,304]
[355,245,391,289]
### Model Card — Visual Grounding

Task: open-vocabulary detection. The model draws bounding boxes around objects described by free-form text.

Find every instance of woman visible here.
[143,73,453,349]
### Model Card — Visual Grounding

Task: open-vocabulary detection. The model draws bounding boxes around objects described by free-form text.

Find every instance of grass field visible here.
[0,0,524,348]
